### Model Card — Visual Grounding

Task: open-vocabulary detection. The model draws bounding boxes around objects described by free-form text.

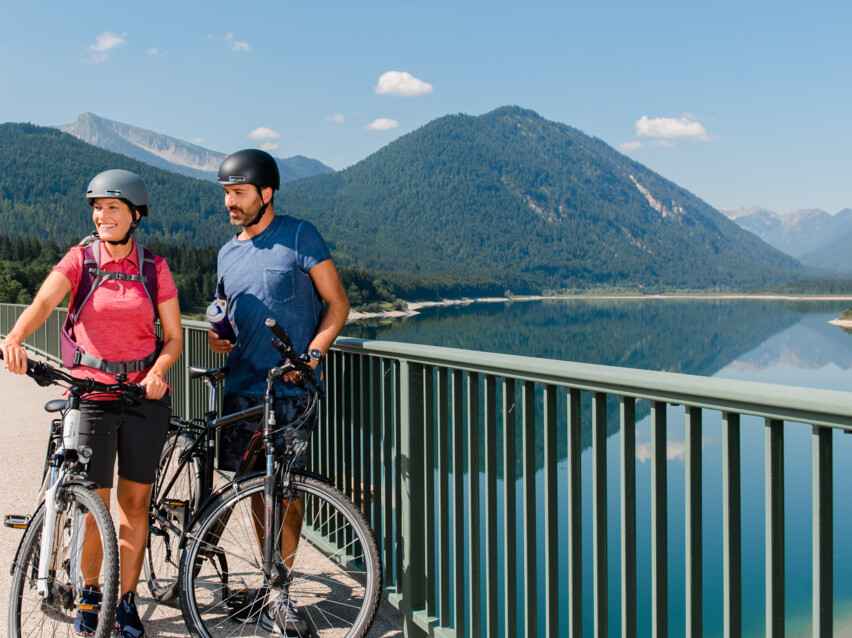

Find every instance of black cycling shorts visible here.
[79,394,171,488]
[217,393,315,474]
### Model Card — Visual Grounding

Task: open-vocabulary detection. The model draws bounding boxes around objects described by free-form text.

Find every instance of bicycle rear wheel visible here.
[144,428,201,603]
[179,473,382,638]
[8,484,119,638]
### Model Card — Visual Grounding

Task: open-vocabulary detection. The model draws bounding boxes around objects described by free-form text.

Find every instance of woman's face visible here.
[92,198,135,243]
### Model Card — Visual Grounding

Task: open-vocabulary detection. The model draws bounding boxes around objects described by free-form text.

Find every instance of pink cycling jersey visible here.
[53,242,178,387]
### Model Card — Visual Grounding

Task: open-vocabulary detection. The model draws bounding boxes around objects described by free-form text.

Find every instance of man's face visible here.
[223,184,264,227]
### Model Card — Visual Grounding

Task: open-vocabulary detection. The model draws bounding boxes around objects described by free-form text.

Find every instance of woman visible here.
[0,169,182,638]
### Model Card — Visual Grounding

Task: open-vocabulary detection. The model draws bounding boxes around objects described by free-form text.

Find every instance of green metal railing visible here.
[3,302,852,637]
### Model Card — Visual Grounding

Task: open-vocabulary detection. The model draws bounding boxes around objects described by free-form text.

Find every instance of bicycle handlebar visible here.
[0,350,147,399]
[264,318,318,388]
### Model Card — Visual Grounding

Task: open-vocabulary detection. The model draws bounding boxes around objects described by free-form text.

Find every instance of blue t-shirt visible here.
[216,215,331,397]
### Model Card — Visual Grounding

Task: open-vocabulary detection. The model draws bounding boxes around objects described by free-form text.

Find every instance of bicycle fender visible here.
[64,476,100,491]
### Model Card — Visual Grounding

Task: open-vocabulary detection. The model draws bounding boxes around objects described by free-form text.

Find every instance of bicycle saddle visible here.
[44,399,68,413]
[188,366,230,385]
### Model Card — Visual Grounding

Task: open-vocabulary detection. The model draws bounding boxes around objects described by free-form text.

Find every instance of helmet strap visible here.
[104,210,140,246]
[242,187,270,228]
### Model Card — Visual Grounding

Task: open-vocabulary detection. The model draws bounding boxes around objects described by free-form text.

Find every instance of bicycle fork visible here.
[37,399,88,599]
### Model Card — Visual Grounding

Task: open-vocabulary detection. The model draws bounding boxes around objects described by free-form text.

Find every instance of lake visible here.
[342,297,852,637]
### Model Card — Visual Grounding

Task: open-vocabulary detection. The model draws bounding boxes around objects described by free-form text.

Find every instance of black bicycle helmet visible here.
[86,169,149,217]
[217,149,280,192]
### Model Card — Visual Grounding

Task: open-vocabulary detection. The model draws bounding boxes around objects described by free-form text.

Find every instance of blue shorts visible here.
[217,393,315,473]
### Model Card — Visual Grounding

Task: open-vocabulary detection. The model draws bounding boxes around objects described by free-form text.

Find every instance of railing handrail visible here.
[333,336,852,430]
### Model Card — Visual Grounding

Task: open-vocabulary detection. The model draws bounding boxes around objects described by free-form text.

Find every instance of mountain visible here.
[0,110,806,294]
[0,123,229,246]
[277,106,804,292]
[56,112,333,183]
[722,206,852,269]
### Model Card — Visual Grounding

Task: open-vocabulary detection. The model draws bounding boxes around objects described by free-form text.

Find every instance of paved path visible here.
[0,361,403,637]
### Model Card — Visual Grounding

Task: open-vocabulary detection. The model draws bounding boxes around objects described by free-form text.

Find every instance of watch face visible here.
[309,349,322,361]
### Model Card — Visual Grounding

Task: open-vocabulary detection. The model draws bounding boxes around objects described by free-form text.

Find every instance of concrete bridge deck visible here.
[0,362,403,637]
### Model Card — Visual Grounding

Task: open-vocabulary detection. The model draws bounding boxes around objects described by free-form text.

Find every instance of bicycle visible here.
[2,352,146,638]
[145,318,382,637]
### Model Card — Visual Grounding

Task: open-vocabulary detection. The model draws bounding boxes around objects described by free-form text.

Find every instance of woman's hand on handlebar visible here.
[141,368,169,400]
[0,338,29,375]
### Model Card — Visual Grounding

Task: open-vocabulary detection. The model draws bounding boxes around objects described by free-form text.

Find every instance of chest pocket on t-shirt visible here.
[264,268,295,308]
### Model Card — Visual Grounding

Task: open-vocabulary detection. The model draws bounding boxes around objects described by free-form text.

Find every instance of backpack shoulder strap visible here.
[135,243,159,321]
[68,242,101,324]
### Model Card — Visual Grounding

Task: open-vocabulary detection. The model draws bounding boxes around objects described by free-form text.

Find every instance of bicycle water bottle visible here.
[206,299,237,343]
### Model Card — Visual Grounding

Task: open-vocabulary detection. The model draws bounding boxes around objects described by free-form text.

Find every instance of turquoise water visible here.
[343,297,852,636]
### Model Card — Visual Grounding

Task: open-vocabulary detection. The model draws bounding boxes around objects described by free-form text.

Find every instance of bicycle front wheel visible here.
[144,429,201,604]
[8,484,119,638]
[179,473,382,638]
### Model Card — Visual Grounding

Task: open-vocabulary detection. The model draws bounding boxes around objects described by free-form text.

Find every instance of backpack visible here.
[60,238,162,375]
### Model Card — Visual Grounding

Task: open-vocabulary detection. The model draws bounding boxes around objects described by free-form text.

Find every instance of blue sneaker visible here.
[114,591,146,638]
[73,585,101,636]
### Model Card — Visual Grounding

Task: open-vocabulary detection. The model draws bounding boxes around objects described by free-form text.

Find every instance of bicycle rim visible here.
[179,473,382,638]
[8,484,119,638]
[144,430,200,604]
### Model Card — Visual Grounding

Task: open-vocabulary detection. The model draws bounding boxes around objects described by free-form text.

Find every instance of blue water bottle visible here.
[206,298,237,344]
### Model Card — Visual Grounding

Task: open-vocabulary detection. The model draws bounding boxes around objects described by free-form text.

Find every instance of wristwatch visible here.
[307,348,322,362]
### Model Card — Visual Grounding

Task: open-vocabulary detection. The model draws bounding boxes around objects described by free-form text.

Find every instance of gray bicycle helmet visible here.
[86,169,149,217]
[217,149,280,192]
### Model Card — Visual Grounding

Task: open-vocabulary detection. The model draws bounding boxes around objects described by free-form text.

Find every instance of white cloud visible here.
[192,138,204,144]
[619,141,643,151]
[326,113,345,123]
[147,48,159,56]
[85,31,126,63]
[636,115,710,141]
[247,127,281,140]
[374,71,433,97]
[365,118,399,131]
[225,32,250,52]
[259,142,279,152]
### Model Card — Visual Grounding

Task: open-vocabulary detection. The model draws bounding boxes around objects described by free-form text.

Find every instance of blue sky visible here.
[1,0,850,214]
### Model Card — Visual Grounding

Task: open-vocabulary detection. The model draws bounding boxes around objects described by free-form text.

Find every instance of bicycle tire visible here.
[8,484,119,638]
[179,473,382,638]
[144,429,201,604]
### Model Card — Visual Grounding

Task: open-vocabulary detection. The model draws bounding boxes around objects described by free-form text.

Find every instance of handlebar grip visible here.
[264,318,297,353]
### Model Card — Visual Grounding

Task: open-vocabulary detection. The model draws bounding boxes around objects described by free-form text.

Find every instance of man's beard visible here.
[229,201,262,227]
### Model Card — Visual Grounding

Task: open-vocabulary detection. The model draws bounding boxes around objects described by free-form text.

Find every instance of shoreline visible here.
[346,293,852,322]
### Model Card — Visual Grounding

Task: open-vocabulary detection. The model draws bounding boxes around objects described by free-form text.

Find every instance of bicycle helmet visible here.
[86,169,149,216]
[85,169,149,245]
[217,149,280,192]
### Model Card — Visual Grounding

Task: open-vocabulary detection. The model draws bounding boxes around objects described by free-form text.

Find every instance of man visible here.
[208,149,349,633]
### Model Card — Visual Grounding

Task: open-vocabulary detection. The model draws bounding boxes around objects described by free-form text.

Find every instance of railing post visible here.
[399,360,427,637]
[765,419,785,638]
[722,412,742,638]
[685,406,702,638]
[652,401,668,638]
[593,392,608,638]
[813,425,833,638]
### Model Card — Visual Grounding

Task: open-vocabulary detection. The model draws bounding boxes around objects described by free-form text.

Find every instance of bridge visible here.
[2,302,852,637]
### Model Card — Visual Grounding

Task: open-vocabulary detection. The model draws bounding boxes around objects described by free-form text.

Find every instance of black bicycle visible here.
[144,319,382,637]
[3,353,146,638]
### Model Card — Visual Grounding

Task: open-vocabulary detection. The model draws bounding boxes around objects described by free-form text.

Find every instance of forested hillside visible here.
[279,106,804,292]
[0,109,807,297]
[0,123,229,246]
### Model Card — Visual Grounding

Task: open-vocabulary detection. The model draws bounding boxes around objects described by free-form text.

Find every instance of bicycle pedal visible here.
[4,515,31,529]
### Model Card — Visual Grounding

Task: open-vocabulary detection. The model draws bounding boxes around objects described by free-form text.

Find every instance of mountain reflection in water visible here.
[342,297,852,379]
